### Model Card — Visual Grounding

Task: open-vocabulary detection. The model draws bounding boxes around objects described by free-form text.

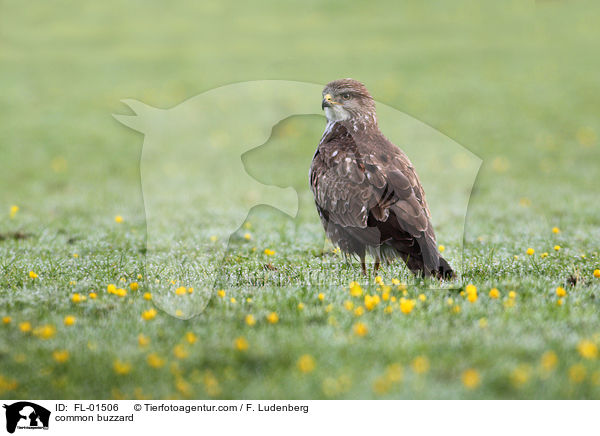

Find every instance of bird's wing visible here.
[310,134,432,238]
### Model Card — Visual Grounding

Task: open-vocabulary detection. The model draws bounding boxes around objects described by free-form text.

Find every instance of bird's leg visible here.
[373,256,381,274]
[360,257,367,276]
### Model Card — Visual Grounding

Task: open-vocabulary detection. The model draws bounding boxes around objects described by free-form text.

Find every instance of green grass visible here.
[1,0,600,399]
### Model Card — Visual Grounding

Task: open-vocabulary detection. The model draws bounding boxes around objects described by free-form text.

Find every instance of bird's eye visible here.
[341,93,351,100]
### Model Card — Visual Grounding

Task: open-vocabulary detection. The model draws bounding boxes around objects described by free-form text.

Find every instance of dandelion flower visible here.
[353,322,368,337]
[89,292,97,299]
[297,302,305,311]
[540,351,558,372]
[33,325,56,339]
[185,332,197,344]
[266,312,279,324]
[63,316,76,326]
[466,284,477,303]
[234,337,249,351]
[556,286,566,297]
[478,318,488,329]
[489,288,500,299]
[541,252,548,259]
[557,298,564,306]
[2,316,12,324]
[141,308,157,321]
[53,350,69,363]
[230,297,237,304]
[114,215,124,224]
[147,353,165,368]
[552,227,560,234]
[19,322,31,333]
[510,365,530,388]
[143,292,152,300]
[354,306,365,317]
[554,245,561,252]
[107,284,116,294]
[173,344,189,359]
[385,363,403,383]
[374,276,384,285]
[113,359,131,375]
[508,291,517,299]
[217,289,226,298]
[446,298,454,306]
[418,294,426,302]
[452,305,461,313]
[175,286,186,296]
[411,356,430,374]
[349,281,363,297]
[29,271,38,279]
[399,298,416,314]
[384,305,393,314]
[318,293,325,301]
[577,340,598,359]
[594,269,600,279]
[344,300,354,311]
[115,288,127,297]
[138,334,150,347]
[364,294,380,311]
[264,249,275,256]
[130,282,139,291]
[9,205,19,219]
[462,369,481,389]
[526,248,535,256]
[297,354,316,373]
[245,314,256,326]
[569,364,586,384]
[209,235,218,242]
[438,245,445,253]
[243,233,252,241]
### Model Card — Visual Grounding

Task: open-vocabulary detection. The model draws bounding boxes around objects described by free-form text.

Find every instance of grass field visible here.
[1,0,600,399]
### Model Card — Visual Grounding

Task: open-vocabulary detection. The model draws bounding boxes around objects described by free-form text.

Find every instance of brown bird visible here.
[309,78,453,278]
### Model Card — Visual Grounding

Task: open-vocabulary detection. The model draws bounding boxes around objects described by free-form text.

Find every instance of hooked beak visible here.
[321,93,333,110]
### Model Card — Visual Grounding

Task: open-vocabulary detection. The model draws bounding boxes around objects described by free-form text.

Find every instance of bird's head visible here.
[321,78,377,127]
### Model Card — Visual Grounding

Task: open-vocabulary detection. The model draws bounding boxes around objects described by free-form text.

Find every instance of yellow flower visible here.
[418,293,426,302]
[173,344,189,359]
[577,340,598,359]
[552,227,560,234]
[185,332,197,344]
[478,318,488,328]
[175,286,186,296]
[115,288,127,297]
[297,354,316,373]
[29,271,38,279]
[510,365,530,387]
[594,269,600,279]
[569,364,586,384]
[508,291,517,299]
[266,312,279,324]
[114,215,124,223]
[452,305,461,313]
[107,284,116,294]
[349,281,363,297]
[138,334,150,347]
[209,235,218,242]
[489,288,500,299]
[353,322,368,337]
[63,315,76,326]
[9,205,19,219]
[554,245,561,252]
[318,293,325,301]
[385,363,403,383]
[141,308,157,321]
[399,298,416,314]
[438,245,445,253]
[364,294,380,311]
[391,278,400,285]
[113,359,131,375]
[325,304,333,313]
[466,284,477,303]
[19,322,31,333]
[556,286,566,297]
[556,298,564,306]
[33,324,56,339]
[354,306,365,317]
[462,369,481,389]
[234,337,249,351]
[541,252,548,258]
[147,353,165,368]
[411,356,430,374]
[297,302,304,310]
[381,291,390,301]
[344,300,354,311]
[89,292,97,299]
[540,351,558,372]
[243,233,252,241]
[526,248,535,256]
[52,350,69,363]
[230,297,237,304]
[374,276,384,285]
[264,249,275,256]
[217,289,226,298]
[130,282,139,291]
[446,298,454,306]
[137,274,143,280]
[384,305,393,314]
[2,316,12,324]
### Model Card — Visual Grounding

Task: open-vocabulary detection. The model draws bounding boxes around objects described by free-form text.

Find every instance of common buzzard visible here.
[309,78,453,279]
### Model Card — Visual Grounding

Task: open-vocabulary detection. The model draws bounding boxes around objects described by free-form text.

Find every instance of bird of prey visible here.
[309,78,453,279]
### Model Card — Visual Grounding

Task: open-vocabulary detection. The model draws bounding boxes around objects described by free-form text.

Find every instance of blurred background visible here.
[1,0,598,240]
